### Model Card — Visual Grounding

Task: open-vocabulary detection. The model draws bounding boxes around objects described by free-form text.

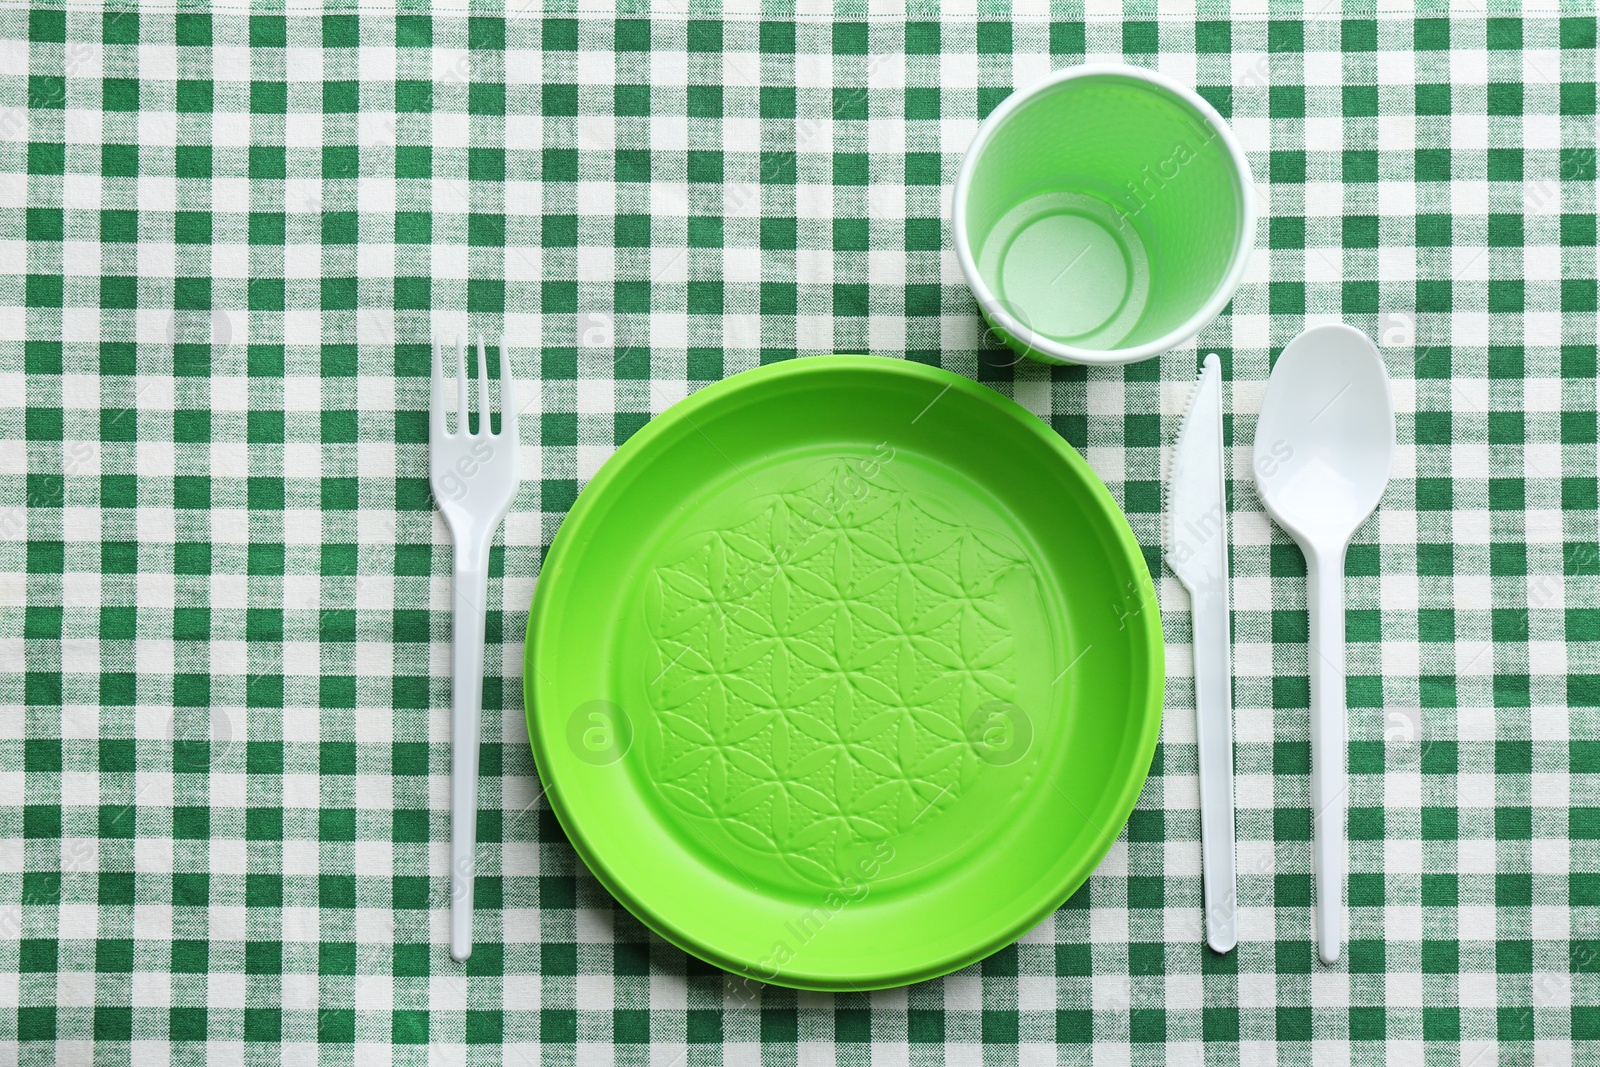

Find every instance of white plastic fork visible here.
[430,334,520,962]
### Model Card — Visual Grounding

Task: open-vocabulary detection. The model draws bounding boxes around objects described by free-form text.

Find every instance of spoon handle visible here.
[1307,547,1347,965]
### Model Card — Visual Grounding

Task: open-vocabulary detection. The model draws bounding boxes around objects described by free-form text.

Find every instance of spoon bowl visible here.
[1254,324,1395,550]
[1253,323,1394,966]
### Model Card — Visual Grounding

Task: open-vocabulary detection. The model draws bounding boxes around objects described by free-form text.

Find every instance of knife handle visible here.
[1192,587,1237,954]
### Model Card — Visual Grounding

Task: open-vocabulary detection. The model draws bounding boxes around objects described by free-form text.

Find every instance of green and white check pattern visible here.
[2,5,1596,1062]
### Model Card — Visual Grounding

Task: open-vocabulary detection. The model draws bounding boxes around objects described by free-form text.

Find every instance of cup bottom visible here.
[976,191,1151,351]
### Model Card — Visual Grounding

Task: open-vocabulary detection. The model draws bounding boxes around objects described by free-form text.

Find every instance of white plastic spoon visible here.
[1253,324,1394,965]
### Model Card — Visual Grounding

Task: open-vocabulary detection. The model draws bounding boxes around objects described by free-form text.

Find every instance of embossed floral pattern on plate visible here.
[644,459,1040,887]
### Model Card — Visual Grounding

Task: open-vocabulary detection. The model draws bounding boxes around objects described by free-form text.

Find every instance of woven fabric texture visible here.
[2,7,1597,1065]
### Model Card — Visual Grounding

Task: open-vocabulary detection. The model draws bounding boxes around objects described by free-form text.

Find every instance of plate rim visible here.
[525,353,1164,990]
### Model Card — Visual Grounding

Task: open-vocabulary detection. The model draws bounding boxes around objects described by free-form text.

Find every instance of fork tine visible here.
[454,335,470,436]
[498,334,515,441]
[430,339,447,439]
[476,334,493,437]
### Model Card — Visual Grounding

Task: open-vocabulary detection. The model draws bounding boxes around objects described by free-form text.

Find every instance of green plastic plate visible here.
[526,356,1163,990]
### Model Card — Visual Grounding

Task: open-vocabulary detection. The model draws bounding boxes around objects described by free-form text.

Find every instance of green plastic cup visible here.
[954,64,1256,366]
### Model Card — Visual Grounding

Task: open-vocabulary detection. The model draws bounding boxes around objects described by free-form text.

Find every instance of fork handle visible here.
[450,534,492,962]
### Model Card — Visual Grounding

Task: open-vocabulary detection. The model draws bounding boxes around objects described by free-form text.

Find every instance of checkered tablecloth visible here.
[2,5,1596,1063]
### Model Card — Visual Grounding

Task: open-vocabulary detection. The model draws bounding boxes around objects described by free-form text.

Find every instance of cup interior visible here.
[961,71,1248,357]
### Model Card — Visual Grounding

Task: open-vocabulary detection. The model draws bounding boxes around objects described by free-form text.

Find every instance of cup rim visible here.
[952,62,1258,367]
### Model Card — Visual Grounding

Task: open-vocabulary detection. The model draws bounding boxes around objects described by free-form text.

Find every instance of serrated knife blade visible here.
[1167,355,1229,594]
[1166,353,1237,954]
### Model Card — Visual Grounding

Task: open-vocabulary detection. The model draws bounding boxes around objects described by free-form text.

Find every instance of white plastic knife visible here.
[1164,353,1237,954]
